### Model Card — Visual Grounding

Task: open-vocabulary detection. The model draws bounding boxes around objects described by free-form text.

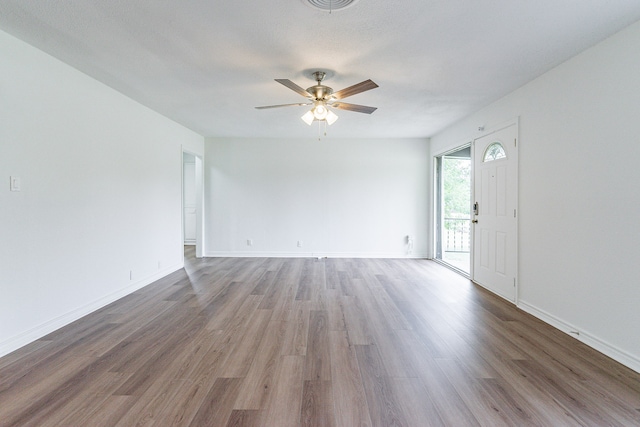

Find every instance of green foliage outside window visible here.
[443,157,470,229]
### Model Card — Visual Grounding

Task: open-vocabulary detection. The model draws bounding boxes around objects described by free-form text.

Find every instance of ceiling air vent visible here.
[303,0,359,12]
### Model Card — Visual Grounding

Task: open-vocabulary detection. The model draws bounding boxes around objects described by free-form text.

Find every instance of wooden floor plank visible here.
[355,344,410,427]
[218,308,272,378]
[68,395,133,427]
[52,372,132,426]
[261,355,305,427]
[328,330,372,427]
[1,249,640,426]
[226,409,262,427]
[281,301,312,356]
[189,377,243,426]
[113,377,187,427]
[304,310,332,381]
[325,289,347,331]
[389,377,445,427]
[233,320,287,410]
[301,380,336,427]
[151,376,215,426]
[512,358,637,426]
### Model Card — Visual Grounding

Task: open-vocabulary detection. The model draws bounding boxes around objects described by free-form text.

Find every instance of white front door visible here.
[472,123,518,302]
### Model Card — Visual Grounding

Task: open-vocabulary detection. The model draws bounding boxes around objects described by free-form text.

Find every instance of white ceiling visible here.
[2,0,640,139]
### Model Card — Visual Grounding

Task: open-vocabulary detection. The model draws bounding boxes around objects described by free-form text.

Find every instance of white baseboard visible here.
[518,300,640,374]
[0,262,183,358]
[203,250,429,259]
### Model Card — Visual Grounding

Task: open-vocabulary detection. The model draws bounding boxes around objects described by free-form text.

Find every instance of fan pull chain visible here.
[316,120,328,140]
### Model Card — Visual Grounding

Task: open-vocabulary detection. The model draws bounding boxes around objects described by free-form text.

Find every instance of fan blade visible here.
[332,79,378,100]
[331,102,377,114]
[275,79,311,98]
[255,102,311,109]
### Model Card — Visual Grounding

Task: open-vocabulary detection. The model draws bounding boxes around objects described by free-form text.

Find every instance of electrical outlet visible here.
[247,239,253,246]
[10,176,21,192]
[297,240,303,248]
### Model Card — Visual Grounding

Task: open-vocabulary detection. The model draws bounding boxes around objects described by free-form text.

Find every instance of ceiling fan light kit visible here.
[256,70,377,132]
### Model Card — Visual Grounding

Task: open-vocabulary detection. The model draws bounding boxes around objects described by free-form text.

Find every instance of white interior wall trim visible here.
[204,251,430,259]
[518,300,640,374]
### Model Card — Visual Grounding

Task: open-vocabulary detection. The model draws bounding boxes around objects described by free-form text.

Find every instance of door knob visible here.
[472,219,478,223]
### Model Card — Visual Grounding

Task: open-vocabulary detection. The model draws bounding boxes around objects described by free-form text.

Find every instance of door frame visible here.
[471,118,519,303]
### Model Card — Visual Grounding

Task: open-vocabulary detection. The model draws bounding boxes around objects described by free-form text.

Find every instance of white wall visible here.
[205,137,430,257]
[0,30,204,356]
[430,21,640,372]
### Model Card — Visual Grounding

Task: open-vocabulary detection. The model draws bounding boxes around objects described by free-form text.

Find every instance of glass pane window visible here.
[483,142,506,162]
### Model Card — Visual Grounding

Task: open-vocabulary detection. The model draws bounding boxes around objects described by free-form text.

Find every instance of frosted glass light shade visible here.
[326,110,338,125]
[301,110,314,125]
[313,105,328,120]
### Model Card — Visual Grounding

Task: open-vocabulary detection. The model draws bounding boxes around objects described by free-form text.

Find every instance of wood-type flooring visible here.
[1,247,639,426]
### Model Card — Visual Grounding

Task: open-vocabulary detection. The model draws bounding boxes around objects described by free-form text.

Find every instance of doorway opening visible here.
[435,145,471,275]
[183,152,197,246]
[182,150,204,258]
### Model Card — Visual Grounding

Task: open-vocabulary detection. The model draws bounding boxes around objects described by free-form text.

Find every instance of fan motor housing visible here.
[306,85,333,100]
[303,0,360,12]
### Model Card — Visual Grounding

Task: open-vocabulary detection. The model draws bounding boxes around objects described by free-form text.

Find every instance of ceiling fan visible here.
[255,71,378,126]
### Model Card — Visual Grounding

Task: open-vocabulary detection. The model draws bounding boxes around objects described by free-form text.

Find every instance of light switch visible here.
[10,176,21,192]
